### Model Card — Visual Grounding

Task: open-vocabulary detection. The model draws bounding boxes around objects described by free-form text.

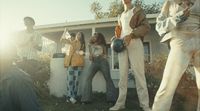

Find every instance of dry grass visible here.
[32,55,198,111]
[145,55,198,111]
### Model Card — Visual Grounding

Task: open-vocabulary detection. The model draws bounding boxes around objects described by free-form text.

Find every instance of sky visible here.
[0,0,163,36]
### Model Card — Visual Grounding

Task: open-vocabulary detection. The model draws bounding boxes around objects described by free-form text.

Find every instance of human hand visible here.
[123,35,132,46]
[178,7,190,23]
[183,7,190,18]
[78,50,84,55]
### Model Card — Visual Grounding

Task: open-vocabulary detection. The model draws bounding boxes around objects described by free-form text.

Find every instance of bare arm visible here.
[60,28,72,44]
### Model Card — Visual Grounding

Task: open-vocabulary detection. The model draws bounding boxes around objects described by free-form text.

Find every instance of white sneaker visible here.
[70,97,77,104]
[109,105,125,111]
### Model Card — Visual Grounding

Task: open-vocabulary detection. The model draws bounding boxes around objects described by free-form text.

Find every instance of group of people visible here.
[110,0,199,111]
[0,17,43,111]
[0,0,199,111]
[60,30,118,104]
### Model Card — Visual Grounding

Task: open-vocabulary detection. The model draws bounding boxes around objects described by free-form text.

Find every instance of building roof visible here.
[35,14,158,34]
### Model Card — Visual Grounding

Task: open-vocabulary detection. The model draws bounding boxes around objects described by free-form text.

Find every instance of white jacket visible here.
[156,0,200,43]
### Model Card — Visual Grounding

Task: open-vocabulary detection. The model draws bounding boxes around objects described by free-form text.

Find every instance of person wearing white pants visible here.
[152,0,200,111]
[115,38,151,111]
[109,0,151,110]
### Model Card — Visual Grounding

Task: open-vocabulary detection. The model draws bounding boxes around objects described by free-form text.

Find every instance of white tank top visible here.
[120,8,135,38]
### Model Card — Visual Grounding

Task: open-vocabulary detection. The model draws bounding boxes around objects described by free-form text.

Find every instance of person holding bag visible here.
[60,31,85,104]
[110,0,151,110]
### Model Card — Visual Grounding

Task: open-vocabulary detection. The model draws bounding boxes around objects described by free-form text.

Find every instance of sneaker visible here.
[70,97,77,104]
[65,97,70,103]
[109,105,125,111]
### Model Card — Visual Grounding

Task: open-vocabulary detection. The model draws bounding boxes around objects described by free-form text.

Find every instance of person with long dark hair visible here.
[60,31,86,104]
[81,32,117,104]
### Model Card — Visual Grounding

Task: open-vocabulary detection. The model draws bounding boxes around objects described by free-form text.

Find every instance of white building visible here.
[35,14,169,92]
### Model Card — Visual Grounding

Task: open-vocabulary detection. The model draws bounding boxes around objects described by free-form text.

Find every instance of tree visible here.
[90,0,161,19]
[141,2,161,14]
[90,1,104,19]
[107,1,124,18]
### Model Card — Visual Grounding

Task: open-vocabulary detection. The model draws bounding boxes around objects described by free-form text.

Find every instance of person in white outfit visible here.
[15,17,43,75]
[109,0,151,110]
[152,0,200,111]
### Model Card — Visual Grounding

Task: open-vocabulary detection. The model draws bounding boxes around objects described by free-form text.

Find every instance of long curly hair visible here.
[89,32,107,46]
[76,32,86,52]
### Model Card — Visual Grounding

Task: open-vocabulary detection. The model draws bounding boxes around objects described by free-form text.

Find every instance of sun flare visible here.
[0,28,13,54]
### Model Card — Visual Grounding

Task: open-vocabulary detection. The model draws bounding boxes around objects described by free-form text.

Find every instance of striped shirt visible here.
[16,30,42,60]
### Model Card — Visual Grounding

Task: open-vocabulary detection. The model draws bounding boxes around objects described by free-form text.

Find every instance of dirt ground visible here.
[35,76,198,111]
[33,61,198,111]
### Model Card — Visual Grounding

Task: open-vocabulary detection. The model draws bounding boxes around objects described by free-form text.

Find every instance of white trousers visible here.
[152,36,200,111]
[114,39,150,109]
